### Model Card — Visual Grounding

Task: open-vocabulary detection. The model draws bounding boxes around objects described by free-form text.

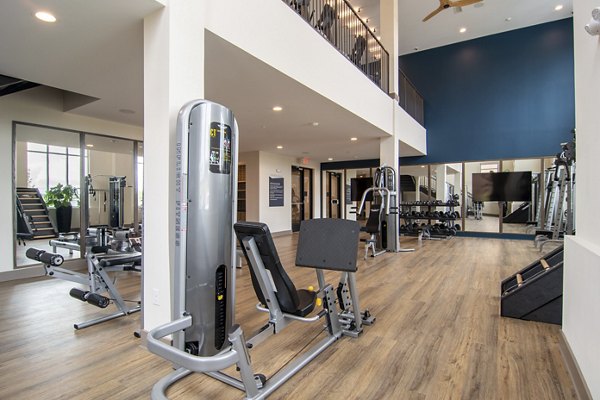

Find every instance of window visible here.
[480,163,498,174]
[26,143,81,202]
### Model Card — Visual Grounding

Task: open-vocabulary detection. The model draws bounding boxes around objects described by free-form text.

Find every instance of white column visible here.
[435,164,447,202]
[562,1,600,397]
[380,0,399,98]
[0,115,13,272]
[380,134,399,250]
[143,2,205,331]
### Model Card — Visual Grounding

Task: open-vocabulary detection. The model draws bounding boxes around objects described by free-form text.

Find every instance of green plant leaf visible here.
[44,183,79,208]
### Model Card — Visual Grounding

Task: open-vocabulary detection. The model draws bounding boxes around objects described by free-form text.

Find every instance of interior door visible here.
[327,172,341,219]
[292,167,313,232]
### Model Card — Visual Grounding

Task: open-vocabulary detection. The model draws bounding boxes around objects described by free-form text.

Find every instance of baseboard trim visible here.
[0,258,87,283]
[272,230,293,237]
[0,265,45,282]
[558,330,593,400]
[139,329,149,348]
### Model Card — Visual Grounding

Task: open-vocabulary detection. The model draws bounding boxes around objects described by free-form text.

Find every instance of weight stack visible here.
[173,100,238,356]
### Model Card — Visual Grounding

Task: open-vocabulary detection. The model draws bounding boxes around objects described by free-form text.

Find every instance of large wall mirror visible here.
[13,122,142,268]
[402,156,559,236]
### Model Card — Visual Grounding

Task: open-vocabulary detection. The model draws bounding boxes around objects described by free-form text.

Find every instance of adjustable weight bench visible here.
[27,246,142,329]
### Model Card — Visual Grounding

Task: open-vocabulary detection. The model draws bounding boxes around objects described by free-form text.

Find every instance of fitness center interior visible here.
[0,0,598,399]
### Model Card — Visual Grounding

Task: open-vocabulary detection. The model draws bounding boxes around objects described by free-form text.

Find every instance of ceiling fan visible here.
[423,0,483,22]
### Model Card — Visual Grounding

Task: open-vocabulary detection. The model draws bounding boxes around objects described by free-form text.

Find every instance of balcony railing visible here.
[285,0,389,93]
[399,70,424,126]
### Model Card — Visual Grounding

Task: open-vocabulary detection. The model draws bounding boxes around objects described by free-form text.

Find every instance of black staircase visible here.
[16,187,58,240]
[500,245,564,325]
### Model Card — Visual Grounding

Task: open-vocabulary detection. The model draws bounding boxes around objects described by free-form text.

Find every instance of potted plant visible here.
[45,183,78,233]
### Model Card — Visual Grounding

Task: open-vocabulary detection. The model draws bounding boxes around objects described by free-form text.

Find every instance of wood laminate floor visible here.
[0,236,575,399]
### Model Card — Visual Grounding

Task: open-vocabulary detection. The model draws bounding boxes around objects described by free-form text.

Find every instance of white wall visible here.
[563,1,600,397]
[395,103,427,155]
[257,151,321,233]
[204,0,394,136]
[0,87,142,273]
[142,1,205,331]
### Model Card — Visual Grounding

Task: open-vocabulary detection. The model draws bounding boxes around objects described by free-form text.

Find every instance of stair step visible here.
[35,231,56,236]
[32,234,58,239]
[32,221,52,226]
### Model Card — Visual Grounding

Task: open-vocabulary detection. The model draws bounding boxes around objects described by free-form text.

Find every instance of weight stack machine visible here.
[170,100,238,356]
[109,176,126,229]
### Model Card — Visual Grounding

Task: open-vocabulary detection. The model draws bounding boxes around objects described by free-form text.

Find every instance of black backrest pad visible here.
[296,219,360,272]
[365,205,382,234]
[234,222,300,313]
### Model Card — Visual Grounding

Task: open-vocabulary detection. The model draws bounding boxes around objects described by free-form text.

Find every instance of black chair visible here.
[234,221,316,317]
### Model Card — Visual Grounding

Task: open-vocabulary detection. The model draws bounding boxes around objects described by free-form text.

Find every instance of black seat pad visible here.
[234,221,316,317]
[295,289,317,317]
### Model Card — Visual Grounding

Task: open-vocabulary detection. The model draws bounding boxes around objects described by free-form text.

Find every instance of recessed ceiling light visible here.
[350,137,358,141]
[272,106,283,112]
[459,27,467,33]
[35,11,56,23]
[421,165,425,168]
[276,145,283,149]
[86,144,94,148]
[554,4,563,11]
[119,109,135,114]
[505,17,512,22]
[312,122,319,126]
[328,157,334,161]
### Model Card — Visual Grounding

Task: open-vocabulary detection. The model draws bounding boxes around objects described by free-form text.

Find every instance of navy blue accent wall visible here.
[399,18,574,165]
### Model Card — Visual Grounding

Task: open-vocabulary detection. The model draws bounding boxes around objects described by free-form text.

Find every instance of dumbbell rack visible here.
[399,201,461,240]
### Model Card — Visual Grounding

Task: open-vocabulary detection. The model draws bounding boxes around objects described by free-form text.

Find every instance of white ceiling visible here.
[0,0,163,126]
[205,32,388,162]
[348,0,573,55]
[0,0,575,162]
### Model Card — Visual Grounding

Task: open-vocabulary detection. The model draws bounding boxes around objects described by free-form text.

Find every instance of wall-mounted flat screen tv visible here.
[350,177,373,202]
[472,171,532,202]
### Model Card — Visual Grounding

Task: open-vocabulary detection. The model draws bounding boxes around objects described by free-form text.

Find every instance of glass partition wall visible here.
[402,156,556,236]
[13,122,142,268]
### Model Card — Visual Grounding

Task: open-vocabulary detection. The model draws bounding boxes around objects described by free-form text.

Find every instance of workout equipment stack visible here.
[146,100,374,400]
[399,198,461,239]
[26,230,142,329]
[533,141,575,251]
[353,165,412,259]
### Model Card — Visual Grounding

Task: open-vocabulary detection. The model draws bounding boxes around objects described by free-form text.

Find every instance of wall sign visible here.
[345,184,351,204]
[269,176,284,207]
